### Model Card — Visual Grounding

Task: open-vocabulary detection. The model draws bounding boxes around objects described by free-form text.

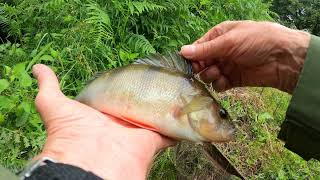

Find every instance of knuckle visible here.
[210,26,224,38]
[222,35,234,47]
[199,43,208,54]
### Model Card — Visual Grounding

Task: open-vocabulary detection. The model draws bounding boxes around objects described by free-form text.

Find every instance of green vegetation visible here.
[271,0,320,36]
[0,0,319,179]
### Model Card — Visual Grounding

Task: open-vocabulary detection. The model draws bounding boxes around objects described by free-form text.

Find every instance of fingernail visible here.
[32,64,44,78]
[32,64,40,78]
[181,45,195,58]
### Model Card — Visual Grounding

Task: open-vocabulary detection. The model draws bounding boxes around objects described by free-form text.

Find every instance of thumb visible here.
[33,64,65,112]
[180,35,228,61]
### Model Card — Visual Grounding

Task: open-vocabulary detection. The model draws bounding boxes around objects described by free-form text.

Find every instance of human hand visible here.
[32,64,173,180]
[180,21,311,93]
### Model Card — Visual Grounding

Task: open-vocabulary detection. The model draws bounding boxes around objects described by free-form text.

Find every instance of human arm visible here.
[22,64,173,179]
[180,20,310,93]
[180,20,320,160]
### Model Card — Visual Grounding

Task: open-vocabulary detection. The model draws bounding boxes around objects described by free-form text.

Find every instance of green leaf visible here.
[13,63,26,76]
[40,55,54,62]
[50,49,58,58]
[18,102,31,113]
[16,102,32,127]
[119,49,127,61]
[29,114,42,131]
[16,112,30,127]
[128,53,139,60]
[0,79,9,93]
[20,72,32,87]
[0,113,4,124]
[4,66,12,76]
[0,96,15,110]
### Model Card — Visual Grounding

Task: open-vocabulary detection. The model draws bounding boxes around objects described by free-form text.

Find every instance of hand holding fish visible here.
[181,20,311,93]
[32,64,174,180]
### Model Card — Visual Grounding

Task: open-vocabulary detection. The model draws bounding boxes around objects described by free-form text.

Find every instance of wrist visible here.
[279,29,311,93]
[35,135,157,180]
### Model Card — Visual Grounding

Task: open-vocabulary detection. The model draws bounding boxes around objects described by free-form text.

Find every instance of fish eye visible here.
[219,108,228,119]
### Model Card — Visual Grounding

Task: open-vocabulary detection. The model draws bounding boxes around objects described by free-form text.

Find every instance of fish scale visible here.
[103,65,191,128]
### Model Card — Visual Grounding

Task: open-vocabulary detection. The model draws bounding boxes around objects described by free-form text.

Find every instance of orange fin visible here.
[120,116,158,132]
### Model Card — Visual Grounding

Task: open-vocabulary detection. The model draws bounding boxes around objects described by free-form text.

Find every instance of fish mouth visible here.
[198,122,236,143]
[214,128,235,142]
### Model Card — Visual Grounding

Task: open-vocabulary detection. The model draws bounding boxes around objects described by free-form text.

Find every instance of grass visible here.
[0,0,319,179]
[149,88,320,179]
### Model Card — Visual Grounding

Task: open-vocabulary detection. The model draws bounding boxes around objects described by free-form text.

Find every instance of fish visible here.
[75,51,235,143]
[75,51,244,179]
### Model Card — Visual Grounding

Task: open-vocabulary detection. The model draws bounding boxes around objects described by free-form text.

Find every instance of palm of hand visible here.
[33,64,172,179]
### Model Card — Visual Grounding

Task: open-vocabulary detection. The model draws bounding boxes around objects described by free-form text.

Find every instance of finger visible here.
[193,21,241,44]
[33,64,62,96]
[181,35,230,61]
[33,64,65,112]
[192,62,201,73]
[211,76,231,92]
[192,62,207,73]
[199,66,221,83]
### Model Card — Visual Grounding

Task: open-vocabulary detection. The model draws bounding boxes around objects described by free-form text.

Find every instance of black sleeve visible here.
[25,161,103,180]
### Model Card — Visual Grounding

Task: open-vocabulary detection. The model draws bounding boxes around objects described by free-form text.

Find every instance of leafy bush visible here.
[0,0,319,179]
[271,0,320,36]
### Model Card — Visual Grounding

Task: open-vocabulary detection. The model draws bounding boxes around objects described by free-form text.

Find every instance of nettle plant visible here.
[0,62,45,171]
[0,42,58,171]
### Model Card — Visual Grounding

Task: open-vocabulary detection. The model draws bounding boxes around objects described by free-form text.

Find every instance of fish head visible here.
[186,97,235,142]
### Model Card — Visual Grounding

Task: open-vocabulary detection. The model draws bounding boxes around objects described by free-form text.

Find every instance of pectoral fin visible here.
[179,96,212,116]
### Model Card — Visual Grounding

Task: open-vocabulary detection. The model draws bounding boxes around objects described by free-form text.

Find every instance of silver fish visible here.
[76,52,235,143]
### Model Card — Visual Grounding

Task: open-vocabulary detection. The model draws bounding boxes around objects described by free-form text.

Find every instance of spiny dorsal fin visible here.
[133,51,193,76]
[87,51,192,85]
[86,70,109,85]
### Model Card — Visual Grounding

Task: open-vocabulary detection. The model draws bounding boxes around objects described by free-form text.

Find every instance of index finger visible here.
[193,21,241,44]
[181,34,231,61]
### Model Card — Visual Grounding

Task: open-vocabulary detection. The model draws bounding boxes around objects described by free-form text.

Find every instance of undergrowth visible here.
[0,0,319,179]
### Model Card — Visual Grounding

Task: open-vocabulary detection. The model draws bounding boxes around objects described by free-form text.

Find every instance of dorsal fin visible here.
[133,51,193,76]
[85,70,110,85]
[86,51,193,85]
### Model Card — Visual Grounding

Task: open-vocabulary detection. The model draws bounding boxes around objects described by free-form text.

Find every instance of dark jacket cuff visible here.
[278,35,320,160]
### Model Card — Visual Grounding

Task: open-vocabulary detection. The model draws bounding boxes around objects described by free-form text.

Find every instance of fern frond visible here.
[125,33,155,54]
[85,1,113,47]
[128,1,166,15]
[0,7,9,32]
[0,5,16,40]
[44,0,65,9]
